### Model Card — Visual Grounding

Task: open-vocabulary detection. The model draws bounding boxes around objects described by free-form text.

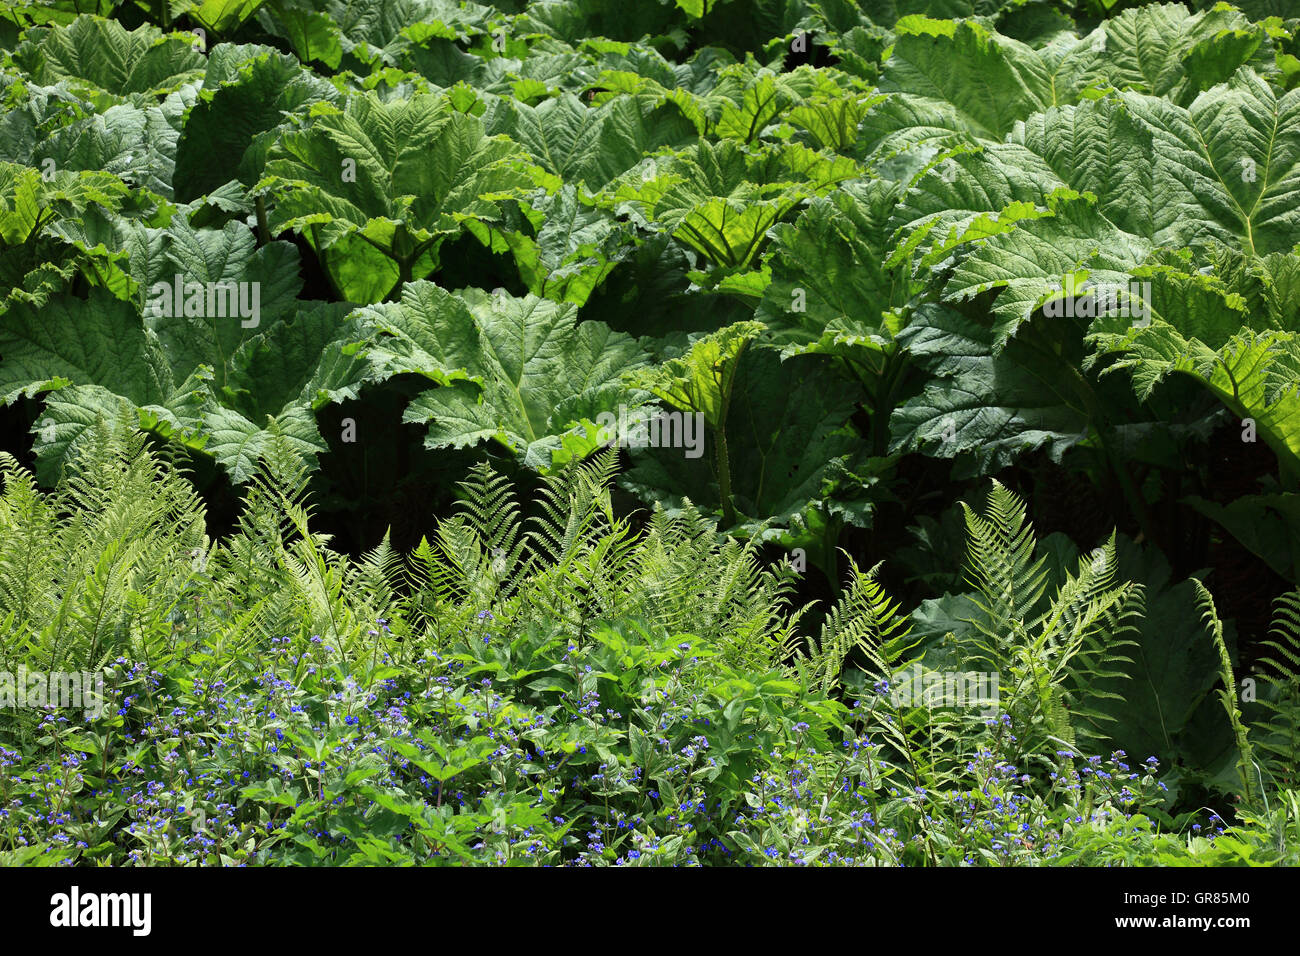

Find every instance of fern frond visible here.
[1253,591,1300,789]
[1195,579,1260,805]
[960,481,1050,658]
[789,557,912,695]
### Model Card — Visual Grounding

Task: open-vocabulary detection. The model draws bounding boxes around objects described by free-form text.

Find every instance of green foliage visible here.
[372,284,651,468]
[1252,591,1300,789]
[1,0,1299,869]
[257,91,541,302]
[955,482,1142,756]
[0,423,207,676]
[1194,580,1261,805]
[0,429,1286,866]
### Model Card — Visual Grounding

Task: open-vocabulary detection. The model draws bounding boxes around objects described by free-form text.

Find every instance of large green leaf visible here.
[1082,2,1276,106]
[318,0,493,70]
[0,289,172,405]
[350,280,482,387]
[143,219,302,386]
[29,379,209,484]
[1096,324,1300,479]
[0,217,378,483]
[189,0,266,35]
[257,0,344,69]
[482,91,695,191]
[221,300,370,418]
[0,237,81,315]
[1087,252,1300,478]
[194,299,377,481]
[0,160,137,245]
[173,44,338,201]
[607,139,854,270]
[886,71,1300,362]
[258,91,539,302]
[877,17,1058,141]
[756,179,916,350]
[195,402,326,483]
[468,184,636,306]
[623,347,862,531]
[629,320,763,430]
[890,304,1093,476]
[358,282,650,468]
[0,159,157,307]
[9,15,206,101]
[932,191,1151,352]
[1,94,179,199]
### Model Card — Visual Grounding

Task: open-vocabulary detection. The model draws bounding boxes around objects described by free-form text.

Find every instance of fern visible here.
[1195,580,1261,806]
[1252,591,1300,790]
[354,532,404,625]
[952,485,1140,761]
[788,557,910,695]
[0,422,208,674]
[0,451,58,665]
[960,481,1050,640]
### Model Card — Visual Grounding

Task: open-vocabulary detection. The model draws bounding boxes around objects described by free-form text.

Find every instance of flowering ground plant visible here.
[0,625,1279,866]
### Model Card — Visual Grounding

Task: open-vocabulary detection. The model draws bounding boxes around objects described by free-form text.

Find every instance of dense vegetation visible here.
[0,0,1298,866]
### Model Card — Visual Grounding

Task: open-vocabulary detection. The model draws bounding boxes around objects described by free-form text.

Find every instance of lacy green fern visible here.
[0,422,207,675]
[1252,591,1300,791]
[957,482,1141,761]
[787,556,910,696]
[1195,580,1261,806]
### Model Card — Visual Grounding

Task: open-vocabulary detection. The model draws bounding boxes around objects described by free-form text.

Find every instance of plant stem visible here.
[715,422,735,528]
[255,195,269,246]
[310,223,345,301]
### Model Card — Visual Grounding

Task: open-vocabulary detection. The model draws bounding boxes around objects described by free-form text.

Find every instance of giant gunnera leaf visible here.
[8,16,206,103]
[257,91,541,303]
[353,282,651,470]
